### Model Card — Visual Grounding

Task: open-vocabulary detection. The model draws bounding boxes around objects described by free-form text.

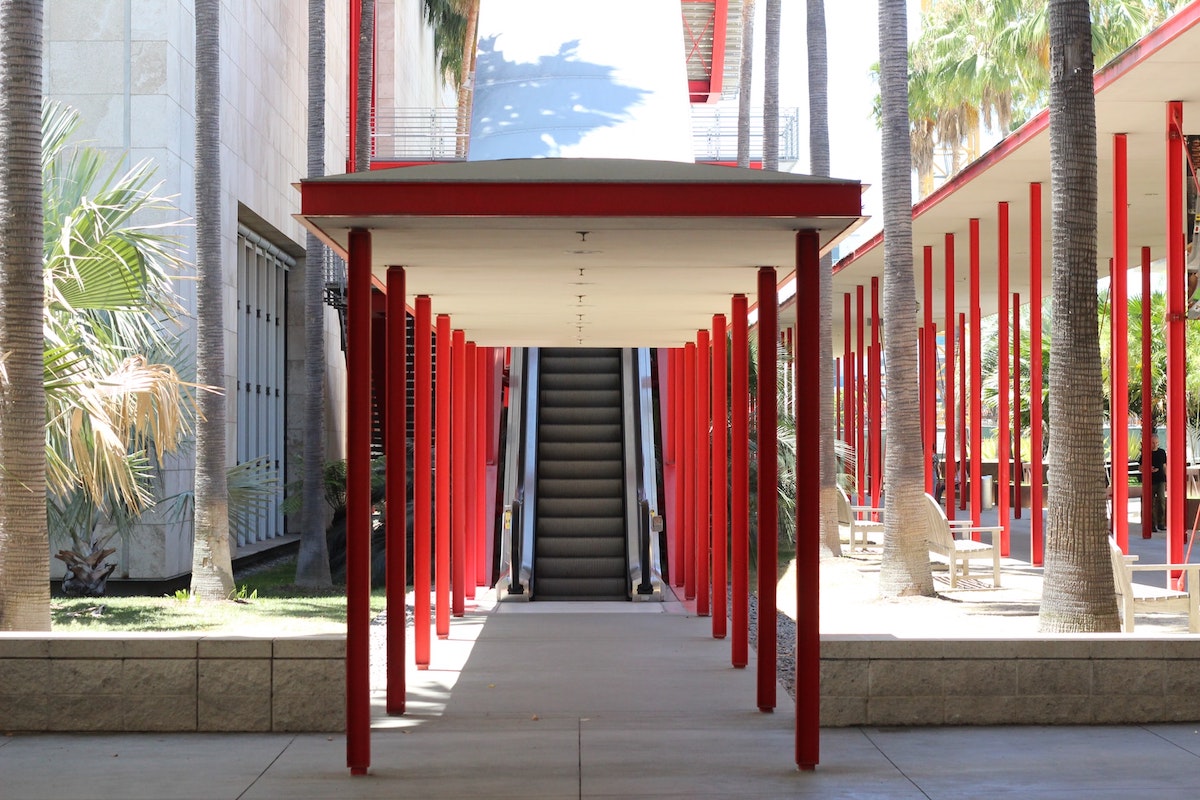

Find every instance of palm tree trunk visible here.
[808,0,839,558]
[0,0,49,630]
[762,0,780,172]
[1038,0,1119,632]
[877,0,933,597]
[190,0,235,601]
[455,0,479,158]
[736,0,755,169]
[296,0,332,587]
[355,0,374,173]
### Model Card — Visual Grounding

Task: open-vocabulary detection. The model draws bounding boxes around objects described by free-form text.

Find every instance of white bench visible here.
[837,486,883,552]
[1108,536,1200,632]
[923,492,1002,588]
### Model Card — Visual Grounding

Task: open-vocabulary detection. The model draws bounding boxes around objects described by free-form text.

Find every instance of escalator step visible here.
[539,389,621,408]
[539,458,623,480]
[539,422,622,444]
[538,497,623,518]
[537,536,626,559]
[538,478,624,499]
[539,404,621,425]
[537,556,626,579]
[539,441,622,461]
[535,577,627,600]
[541,371,621,391]
[536,516,624,537]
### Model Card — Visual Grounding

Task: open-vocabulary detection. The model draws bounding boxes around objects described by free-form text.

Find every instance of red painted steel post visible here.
[869,277,882,508]
[997,204,1011,555]
[843,294,855,489]
[856,286,866,504]
[712,314,728,638]
[465,341,478,599]
[969,218,983,527]
[958,313,968,513]
[1113,134,1130,552]
[475,347,488,586]
[346,229,372,774]
[1167,102,1186,564]
[414,296,432,668]
[1013,292,1022,519]
[385,266,406,715]
[671,349,684,586]
[684,342,696,600]
[835,356,842,440]
[944,234,957,519]
[794,232,821,770]
[696,329,711,617]
[451,330,466,617]
[919,326,928,488]
[435,314,451,637]
[1030,182,1045,565]
[1142,247,1153,538]
[923,246,935,495]
[756,267,778,712]
[731,295,750,668]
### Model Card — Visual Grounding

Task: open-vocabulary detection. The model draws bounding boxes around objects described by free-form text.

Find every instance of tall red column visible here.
[923,246,935,495]
[756,267,778,713]
[1013,292,1022,520]
[385,266,406,715]
[944,234,957,518]
[969,218,983,527]
[958,312,968,513]
[435,314,451,637]
[794,232,820,770]
[465,341,478,599]
[712,314,728,638]
[731,295,750,668]
[1030,182,1045,565]
[476,347,490,586]
[451,330,467,617]
[856,286,866,504]
[843,294,854,484]
[414,296,432,667]
[696,329,711,617]
[346,229,372,774]
[997,204,1011,555]
[671,348,684,586]
[869,276,882,507]
[1142,247,1153,538]
[1112,134,1130,551]
[683,342,696,600]
[1167,101,1186,563]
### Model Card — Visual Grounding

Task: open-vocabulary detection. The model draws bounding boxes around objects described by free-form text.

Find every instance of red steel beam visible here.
[869,277,881,508]
[435,314,451,636]
[385,266,406,715]
[1142,246,1154,539]
[696,329,711,617]
[475,346,489,586]
[958,313,967,513]
[923,246,935,496]
[465,341,478,600]
[756,267,778,712]
[1113,134,1130,552]
[1013,292,1022,520]
[1167,101,1186,564]
[671,348,684,587]
[855,286,866,504]
[346,229,372,774]
[684,342,697,601]
[843,293,854,493]
[1030,182,1045,565]
[712,314,728,638]
[731,295,750,668]
[944,234,957,519]
[997,203,1011,555]
[969,218,983,527]
[414,296,432,667]
[452,330,467,616]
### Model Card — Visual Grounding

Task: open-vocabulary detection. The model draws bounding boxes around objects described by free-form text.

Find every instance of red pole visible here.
[414,296,432,667]
[835,355,842,441]
[1013,292,1022,520]
[969,218,983,527]
[1113,134,1130,552]
[958,313,967,513]
[712,314,728,638]
[731,295,749,668]
[923,246,935,495]
[919,326,928,488]
[869,277,881,508]
[1030,182,1045,565]
[465,341,478,599]
[475,347,488,587]
[843,294,854,488]
[435,314,451,637]
[1142,247,1153,539]
[944,234,957,519]
[997,204,1011,555]
[696,328,711,617]
[794,232,820,770]
[756,267,778,713]
[684,342,697,601]
[671,348,684,586]
[346,230,372,774]
[451,330,467,617]
[856,285,865,504]
[385,266,406,715]
[1167,101,1186,564]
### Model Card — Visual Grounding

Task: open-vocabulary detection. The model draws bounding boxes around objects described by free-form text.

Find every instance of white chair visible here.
[1108,536,1200,633]
[837,487,883,552]
[923,493,1002,588]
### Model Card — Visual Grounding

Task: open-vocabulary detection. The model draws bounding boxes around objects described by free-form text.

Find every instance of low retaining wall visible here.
[821,636,1200,726]
[0,634,344,732]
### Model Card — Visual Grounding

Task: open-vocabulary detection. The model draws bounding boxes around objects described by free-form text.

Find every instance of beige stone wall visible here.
[0,634,344,732]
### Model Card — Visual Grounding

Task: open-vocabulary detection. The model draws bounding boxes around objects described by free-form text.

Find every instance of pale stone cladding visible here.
[44,0,451,580]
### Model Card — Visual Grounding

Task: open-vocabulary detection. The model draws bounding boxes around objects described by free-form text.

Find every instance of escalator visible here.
[496,348,663,601]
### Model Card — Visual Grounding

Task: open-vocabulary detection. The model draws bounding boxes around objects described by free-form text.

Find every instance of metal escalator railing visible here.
[496,348,538,598]
[623,348,664,599]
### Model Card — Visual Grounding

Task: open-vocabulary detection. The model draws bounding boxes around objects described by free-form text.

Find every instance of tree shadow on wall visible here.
[470,36,651,160]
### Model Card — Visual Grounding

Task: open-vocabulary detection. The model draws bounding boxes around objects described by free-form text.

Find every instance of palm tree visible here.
[762,0,780,172]
[736,0,756,168]
[1038,0,1119,632]
[808,0,840,557]
[878,0,934,598]
[296,0,332,587]
[0,0,49,631]
[190,0,235,601]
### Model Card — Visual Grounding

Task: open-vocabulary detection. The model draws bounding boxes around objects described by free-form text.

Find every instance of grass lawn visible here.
[51,555,388,635]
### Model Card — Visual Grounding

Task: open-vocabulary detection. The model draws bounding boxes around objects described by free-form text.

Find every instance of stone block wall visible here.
[0,634,344,733]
